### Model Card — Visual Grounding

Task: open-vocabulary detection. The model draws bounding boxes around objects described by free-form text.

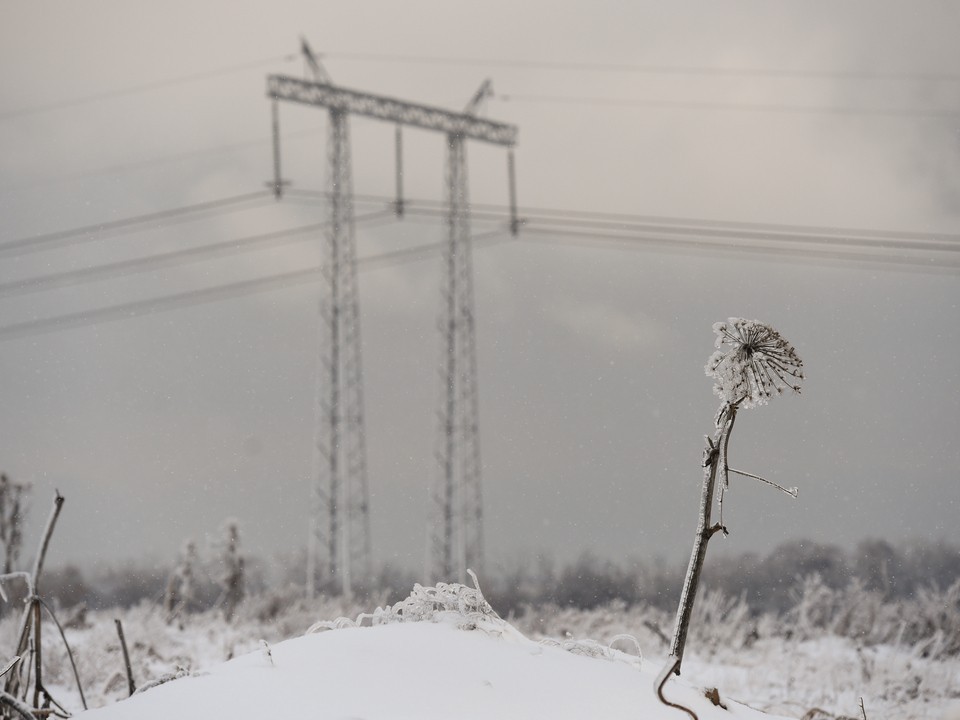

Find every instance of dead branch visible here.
[0,659,18,681]
[31,492,64,590]
[0,692,33,720]
[38,598,86,709]
[115,618,136,696]
[642,620,670,647]
[4,492,65,705]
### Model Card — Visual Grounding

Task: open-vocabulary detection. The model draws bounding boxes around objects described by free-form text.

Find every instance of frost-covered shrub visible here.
[163,541,199,624]
[215,520,244,622]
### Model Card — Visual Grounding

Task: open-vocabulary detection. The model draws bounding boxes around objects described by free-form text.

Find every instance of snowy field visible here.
[4,579,958,720]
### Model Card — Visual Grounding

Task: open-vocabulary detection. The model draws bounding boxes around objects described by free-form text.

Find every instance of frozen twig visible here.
[115,618,136,696]
[0,691,34,720]
[132,668,201,696]
[39,598,87,709]
[4,492,65,704]
[0,658,19,681]
[32,601,42,709]
[31,492,64,589]
[259,640,275,667]
[727,467,798,498]
[643,620,670,647]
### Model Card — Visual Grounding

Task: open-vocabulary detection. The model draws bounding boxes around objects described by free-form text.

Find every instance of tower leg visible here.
[309,109,370,599]
[431,133,483,584]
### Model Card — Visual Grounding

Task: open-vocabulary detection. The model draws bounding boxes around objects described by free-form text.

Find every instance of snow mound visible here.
[307,569,507,634]
[77,577,795,720]
[308,570,641,667]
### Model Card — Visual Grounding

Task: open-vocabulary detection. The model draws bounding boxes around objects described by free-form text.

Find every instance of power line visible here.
[516,212,960,255]
[321,50,960,84]
[0,54,298,122]
[518,225,960,274]
[0,127,321,193]
[0,201,955,343]
[284,188,960,244]
[403,207,960,268]
[288,196,960,265]
[0,225,507,342]
[494,94,959,120]
[0,211,394,298]
[9,182,951,271]
[0,190,273,257]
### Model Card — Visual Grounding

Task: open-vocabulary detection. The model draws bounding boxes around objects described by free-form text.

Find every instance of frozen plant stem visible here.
[668,402,738,674]
[4,491,64,703]
[115,618,136,696]
[660,317,803,687]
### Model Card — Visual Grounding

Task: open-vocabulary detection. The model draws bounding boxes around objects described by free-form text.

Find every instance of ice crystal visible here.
[705,318,803,409]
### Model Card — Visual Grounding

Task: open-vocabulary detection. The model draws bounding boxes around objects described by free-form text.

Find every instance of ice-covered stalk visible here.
[4,491,64,702]
[668,402,737,673]
[660,318,803,682]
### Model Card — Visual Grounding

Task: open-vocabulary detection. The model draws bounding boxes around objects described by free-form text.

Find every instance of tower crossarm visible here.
[268,75,518,147]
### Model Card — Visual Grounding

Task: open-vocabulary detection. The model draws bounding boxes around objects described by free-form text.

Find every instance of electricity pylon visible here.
[269,43,369,599]
[267,46,518,595]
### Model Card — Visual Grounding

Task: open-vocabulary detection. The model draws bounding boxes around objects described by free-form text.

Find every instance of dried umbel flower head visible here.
[705,318,803,409]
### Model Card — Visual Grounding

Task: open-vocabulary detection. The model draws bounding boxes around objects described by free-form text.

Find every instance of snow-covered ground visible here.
[5,580,959,720]
[76,620,788,720]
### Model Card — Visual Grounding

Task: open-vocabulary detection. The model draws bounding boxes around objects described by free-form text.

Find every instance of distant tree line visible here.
[484,538,960,616]
[29,537,960,620]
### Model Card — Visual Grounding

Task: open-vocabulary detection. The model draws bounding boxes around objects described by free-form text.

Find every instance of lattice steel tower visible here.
[267,42,518,594]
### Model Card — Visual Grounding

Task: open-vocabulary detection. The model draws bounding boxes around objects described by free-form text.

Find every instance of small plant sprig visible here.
[657,318,803,714]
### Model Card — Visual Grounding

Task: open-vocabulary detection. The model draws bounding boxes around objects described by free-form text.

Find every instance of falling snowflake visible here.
[705,318,804,409]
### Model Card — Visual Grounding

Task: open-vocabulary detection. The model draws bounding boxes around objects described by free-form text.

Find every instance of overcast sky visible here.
[1,1,958,579]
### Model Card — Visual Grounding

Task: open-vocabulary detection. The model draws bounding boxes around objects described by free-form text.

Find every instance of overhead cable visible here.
[0,54,298,122]
[320,51,960,83]
[0,190,273,257]
[0,225,507,342]
[0,211,394,298]
[283,188,960,244]
[494,94,959,120]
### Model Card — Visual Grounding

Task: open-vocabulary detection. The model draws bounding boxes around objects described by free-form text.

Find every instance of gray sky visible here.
[1,1,958,577]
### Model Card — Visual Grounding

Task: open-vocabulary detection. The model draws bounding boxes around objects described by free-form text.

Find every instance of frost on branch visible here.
[706,318,803,410]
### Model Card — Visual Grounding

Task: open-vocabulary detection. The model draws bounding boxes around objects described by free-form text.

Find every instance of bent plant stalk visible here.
[3,492,65,708]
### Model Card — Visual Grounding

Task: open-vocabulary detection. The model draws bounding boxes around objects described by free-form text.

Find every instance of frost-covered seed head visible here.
[705,318,804,409]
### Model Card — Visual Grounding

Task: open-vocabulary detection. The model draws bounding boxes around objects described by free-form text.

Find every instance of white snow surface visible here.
[78,616,788,720]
